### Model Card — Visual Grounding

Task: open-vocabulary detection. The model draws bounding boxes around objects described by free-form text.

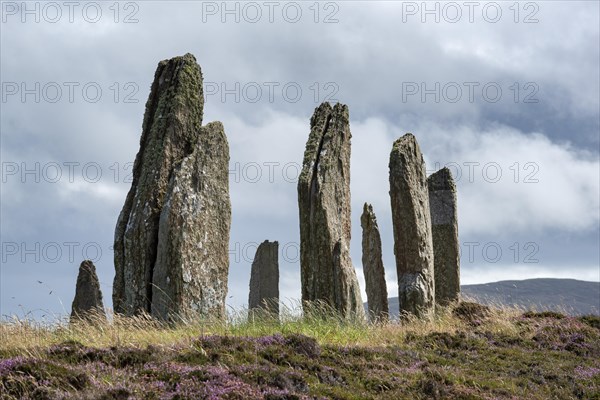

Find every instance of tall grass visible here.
[0,300,522,356]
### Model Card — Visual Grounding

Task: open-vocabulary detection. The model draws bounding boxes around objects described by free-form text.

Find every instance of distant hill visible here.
[380,278,600,317]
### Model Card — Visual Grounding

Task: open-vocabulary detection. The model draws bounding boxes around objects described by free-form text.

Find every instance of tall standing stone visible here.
[298,102,365,319]
[71,260,106,322]
[248,240,279,315]
[428,167,460,305]
[389,133,435,318]
[113,53,231,320]
[151,122,231,320]
[360,203,389,322]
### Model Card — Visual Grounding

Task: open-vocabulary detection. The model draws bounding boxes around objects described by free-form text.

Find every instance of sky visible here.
[1,0,599,320]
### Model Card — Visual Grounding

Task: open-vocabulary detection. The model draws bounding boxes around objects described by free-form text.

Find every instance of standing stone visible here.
[151,122,231,320]
[113,53,231,320]
[248,240,279,316]
[71,260,106,322]
[298,102,365,320]
[113,53,203,315]
[360,203,389,322]
[428,167,460,305]
[389,133,435,318]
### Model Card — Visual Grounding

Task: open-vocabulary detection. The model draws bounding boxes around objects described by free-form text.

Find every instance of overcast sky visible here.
[1,1,599,320]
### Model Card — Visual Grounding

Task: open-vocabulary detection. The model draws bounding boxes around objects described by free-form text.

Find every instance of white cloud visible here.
[417,123,600,235]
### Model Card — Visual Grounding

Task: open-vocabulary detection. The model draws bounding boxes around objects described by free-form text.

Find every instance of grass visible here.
[1,301,599,399]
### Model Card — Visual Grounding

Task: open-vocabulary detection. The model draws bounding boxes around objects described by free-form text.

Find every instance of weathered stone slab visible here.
[297,102,365,319]
[428,167,460,305]
[248,240,279,316]
[151,122,231,320]
[389,133,435,317]
[360,203,389,322]
[71,260,106,322]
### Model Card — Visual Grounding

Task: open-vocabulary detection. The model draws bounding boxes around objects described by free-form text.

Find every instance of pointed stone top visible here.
[361,203,377,224]
[310,102,348,128]
[360,203,378,229]
[159,52,197,65]
[141,52,204,136]
[428,167,456,192]
[389,133,426,177]
[80,259,95,272]
[392,133,418,150]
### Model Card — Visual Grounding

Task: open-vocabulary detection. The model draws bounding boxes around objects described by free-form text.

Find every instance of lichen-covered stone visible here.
[113,53,204,316]
[360,203,389,322]
[151,122,231,320]
[428,167,460,305]
[113,54,230,320]
[297,102,365,320]
[248,240,279,315]
[389,133,435,318]
[71,260,106,322]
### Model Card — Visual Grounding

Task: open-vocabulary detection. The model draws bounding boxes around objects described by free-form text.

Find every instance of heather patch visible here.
[1,310,599,399]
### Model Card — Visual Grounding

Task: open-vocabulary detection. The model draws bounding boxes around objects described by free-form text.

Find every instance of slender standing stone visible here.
[428,167,460,305]
[248,240,279,315]
[151,122,231,320]
[360,203,389,322]
[71,260,106,322]
[298,102,365,319]
[389,133,435,318]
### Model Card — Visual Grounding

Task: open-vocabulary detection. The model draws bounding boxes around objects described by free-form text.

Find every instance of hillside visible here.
[384,279,600,317]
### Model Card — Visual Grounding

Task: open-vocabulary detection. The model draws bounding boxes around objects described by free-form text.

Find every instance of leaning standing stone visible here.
[428,167,460,305]
[360,203,389,322]
[71,260,106,322]
[248,240,279,316]
[297,102,365,320]
[389,133,435,318]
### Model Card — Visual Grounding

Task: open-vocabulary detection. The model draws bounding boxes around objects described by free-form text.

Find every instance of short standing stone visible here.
[360,203,389,322]
[428,167,460,305]
[71,260,106,322]
[297,102,365,320]
[248,240,279,316]
[389,133,435,318]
